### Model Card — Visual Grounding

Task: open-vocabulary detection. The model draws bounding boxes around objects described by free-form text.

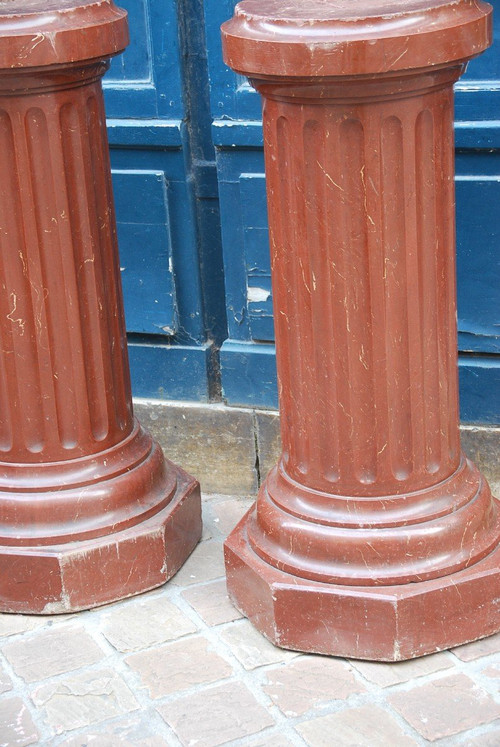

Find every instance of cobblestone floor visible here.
[2,493,500,747]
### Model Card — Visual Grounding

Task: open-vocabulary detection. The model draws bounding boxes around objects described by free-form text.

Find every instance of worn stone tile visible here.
[31,668,139,734]
[350,651,453,687]
[134,401,258,495]
[209,497,254,538]
[126,636,233,699]
[0,697,39,747]
[0,614,47,638]
[263,656,365,716]
[296,705,418,747]
[181,579,243,626]
[452,633,500,662]
[2,625,104,682]
[0,661,13,694]
[59,716,170,747]
[482,662,500,679]
[158,681,274,747]
[388,673,500,741]
[255,410,281,484]
[459,729,500,747]
[170,540,225,586]
[219,619,298,670]
[245,736,295,747]
[60,737,136,747]
[101,596,197,652]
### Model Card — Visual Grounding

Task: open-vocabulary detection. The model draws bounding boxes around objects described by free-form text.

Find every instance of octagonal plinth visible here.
[0,1,201,613]
[222,0,499,660]
[226,509,500,661]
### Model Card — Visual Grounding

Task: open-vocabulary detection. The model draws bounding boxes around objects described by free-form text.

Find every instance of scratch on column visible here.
[316,161,344,192]
[6,293,25,335]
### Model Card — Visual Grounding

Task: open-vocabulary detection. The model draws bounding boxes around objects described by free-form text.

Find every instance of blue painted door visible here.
[205,0,500,423]
[103,0,226,402]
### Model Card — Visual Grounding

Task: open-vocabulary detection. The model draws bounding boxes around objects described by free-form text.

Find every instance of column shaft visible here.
[0,65,132,462]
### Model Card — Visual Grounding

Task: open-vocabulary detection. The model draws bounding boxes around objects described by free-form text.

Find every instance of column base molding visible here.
[226,510,500,661]
[0,460,201,614]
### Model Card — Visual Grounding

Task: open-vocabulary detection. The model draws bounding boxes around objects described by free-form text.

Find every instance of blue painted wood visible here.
[456,177,500,354]
[104,0,184,119]
[129,342,212,401]
[459,358,500,425]
[107,120,183,148]
[220,341,278,408]
[102,0,225,402]
[112,170,177,335]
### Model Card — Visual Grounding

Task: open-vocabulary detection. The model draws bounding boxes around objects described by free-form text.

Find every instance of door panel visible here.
[101,0,213,400]
[112,170,177,336]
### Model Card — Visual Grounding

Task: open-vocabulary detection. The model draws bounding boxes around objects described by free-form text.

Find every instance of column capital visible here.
[222,0,492,78]
[0,0,128,69]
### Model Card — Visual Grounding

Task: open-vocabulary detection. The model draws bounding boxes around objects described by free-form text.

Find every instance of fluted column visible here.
[0,66,132,463]
[222,0,500,660]
[0,1,201,614]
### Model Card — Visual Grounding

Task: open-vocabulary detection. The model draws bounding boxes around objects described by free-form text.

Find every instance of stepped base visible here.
[0,466,201,614]
[225,507,500,661]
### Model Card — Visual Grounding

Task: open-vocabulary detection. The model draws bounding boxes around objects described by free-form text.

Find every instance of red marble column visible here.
[0,1,201,614]
[222,0,500,660]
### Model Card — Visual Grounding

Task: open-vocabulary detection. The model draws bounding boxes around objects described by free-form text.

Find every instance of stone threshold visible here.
[134,399,499,497]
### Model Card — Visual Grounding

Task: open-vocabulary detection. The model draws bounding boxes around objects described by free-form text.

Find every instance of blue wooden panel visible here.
[459,358,500,425]
[129,342,212,402]
[455,0,500,122]
[220,341,278,408]
[110,135,205,346]
[205,0,261,121]
[108,123,214,401]
[239,175,274,341]
[104,0,184,119]
[112,170,177,335]
[456,178,500,354]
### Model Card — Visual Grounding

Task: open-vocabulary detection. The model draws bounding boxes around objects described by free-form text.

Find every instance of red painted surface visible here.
[222,0,500,660]
[0,1,201,614]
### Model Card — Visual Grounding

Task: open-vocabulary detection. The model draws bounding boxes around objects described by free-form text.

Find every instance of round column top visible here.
[222,0,492,78]
[0,0,128,69]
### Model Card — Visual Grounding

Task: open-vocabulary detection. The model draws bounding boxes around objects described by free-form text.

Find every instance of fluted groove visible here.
[381,115,413,481]
[6,107,53,455]
[86,94,132,433]
[440,97,461,466]
[399,110,425,477]
[416,108,442,473]
[60,100,110,443]
[0,110,32,452]
[339,117,377,484]
[26,107,79,451]
[276,113,311,477]
[303,114,340,483]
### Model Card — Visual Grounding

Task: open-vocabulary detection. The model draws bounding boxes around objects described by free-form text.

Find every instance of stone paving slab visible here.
[0,493,499,747]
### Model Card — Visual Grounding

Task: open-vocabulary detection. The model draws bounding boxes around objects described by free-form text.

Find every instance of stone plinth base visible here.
[225,509,500,662]
[1,464,201,614]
